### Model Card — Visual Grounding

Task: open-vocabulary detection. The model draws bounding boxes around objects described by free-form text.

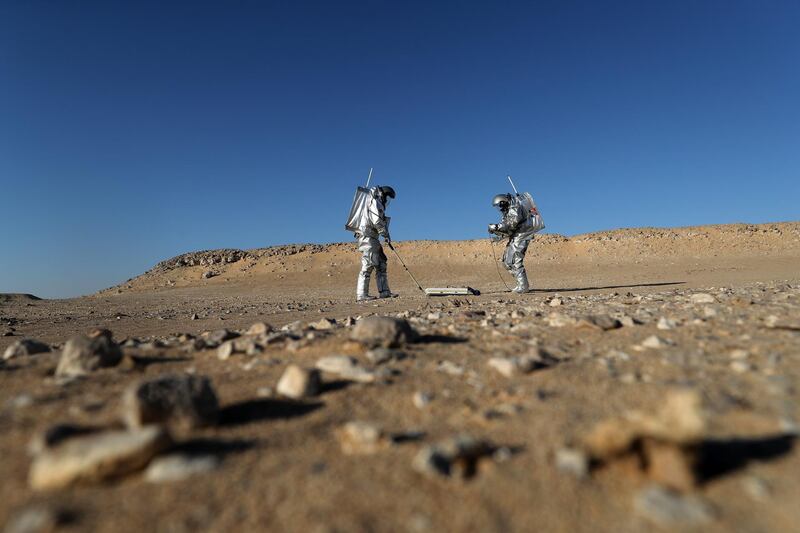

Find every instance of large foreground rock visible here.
[55,333,122,377]
[122,374,219,430]
[350,316,416,347]
[29,426,172,490]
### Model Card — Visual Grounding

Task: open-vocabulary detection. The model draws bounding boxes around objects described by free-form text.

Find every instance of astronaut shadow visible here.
[530,281,686,293]
[415,334,468,345]
[218,398,324,427]
[695,433,796,483]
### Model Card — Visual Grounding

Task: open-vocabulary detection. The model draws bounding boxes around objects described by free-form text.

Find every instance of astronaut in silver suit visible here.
[488,193,536,293]
[355,185,396,301]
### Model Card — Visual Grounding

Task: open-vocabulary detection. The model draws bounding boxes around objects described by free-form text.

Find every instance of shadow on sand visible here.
[219,398,323,427]
[482,281,686,295]
[696,433,796,483]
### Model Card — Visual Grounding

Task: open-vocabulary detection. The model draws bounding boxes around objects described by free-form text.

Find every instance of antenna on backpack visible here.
[507,174,519,195]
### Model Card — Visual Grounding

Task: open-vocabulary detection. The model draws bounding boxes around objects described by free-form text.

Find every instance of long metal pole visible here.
[387,242,424,292]
[507,174,519,195]
[365,167,374,188]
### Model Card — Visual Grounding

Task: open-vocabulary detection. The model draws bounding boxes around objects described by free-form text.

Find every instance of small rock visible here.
[216,341,236,360]
[634,485,715,526]
[315,355,358,373]
[246,322,273,336]
[206,329,238,345]
[657,317,677,330]
[310,318,335,330]
[487,355,541,377]
[55,334,122,378]
[3,339,51,360]
[413,435,493,479]
[730,360,751,373]
[144,453,219,482]
[548,297,563,307]
[641,335,668,349]
[29,426,172,490]
[336,421,386,454]
[190,313,199,320]
[276,365,321,399]
[690,293,716,304]
[742,476,770,501]
[413,391,433,409]
[350,316,417,347]
[437,360,465,376]
[577,314,622,331]
[315,355,376,383]
[555,448,589,479]
[201,271,215,279]
[122,374,219,430]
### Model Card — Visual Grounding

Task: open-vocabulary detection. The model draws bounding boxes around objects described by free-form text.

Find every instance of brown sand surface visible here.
[1,222,799,532]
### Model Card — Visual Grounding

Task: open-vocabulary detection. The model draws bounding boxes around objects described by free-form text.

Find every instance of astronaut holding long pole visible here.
[488,176,543,293]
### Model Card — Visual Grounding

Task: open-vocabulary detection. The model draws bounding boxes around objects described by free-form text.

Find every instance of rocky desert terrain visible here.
[1,222,799,532]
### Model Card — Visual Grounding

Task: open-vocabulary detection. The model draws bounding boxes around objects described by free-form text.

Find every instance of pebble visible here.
[350,316,417,347]
[555,448,589,479]
[276,365,321,399]
[122,374,220,430]
[657,317,677,330]
[206,328,238,345]
[413,435,493,478]
[144,453,219,482]
[413,391,433,409]
[3,339,51,360]
[315,355,376,383]
[217,341,236,360]
[634,484,715,526]
[246,322,273,335]
[641,335,668,349]
[690,293,716,304]
[55,333,123,378]
[310,318,336,330]
[29,426,172,490]
[336,421,386,454]
[437,360,465,376]
[487,356,539,377]
[577,314,622,330]
[730,360,751,373]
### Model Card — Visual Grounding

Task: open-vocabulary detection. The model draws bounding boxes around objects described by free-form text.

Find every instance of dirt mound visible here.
[102,222,800,297]
[0,293,42,303]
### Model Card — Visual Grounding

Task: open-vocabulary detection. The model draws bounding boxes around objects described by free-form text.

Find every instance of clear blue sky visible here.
[2,1,798,298]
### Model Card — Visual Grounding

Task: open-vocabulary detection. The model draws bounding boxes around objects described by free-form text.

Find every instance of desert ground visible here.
[1,222,799,532]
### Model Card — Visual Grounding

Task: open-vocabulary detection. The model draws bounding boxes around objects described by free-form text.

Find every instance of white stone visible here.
[276,365,320,399]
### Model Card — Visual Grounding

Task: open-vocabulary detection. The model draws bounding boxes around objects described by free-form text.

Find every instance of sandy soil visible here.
[1,222,799,532]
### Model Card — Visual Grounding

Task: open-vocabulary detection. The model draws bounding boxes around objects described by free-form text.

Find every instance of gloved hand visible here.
[488,224,499,234]
[384,235,392,246]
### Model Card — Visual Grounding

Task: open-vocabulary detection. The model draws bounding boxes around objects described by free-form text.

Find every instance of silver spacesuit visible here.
[355,186,395,301]
[489,193,536,293]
